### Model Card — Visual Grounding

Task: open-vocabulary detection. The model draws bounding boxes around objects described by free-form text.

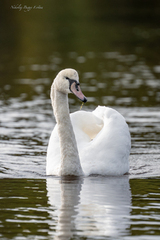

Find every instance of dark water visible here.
[0,177,160,239]
[1,1,160,239]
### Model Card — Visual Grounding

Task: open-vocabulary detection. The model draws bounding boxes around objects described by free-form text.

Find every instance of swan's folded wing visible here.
[71,110,103,141]
[73,107,131,176]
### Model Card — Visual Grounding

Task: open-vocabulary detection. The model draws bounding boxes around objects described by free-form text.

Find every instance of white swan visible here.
[46,68,131,176]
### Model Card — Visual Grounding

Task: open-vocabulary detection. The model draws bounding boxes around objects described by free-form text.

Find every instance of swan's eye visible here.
[76,83,80,91]
[67,77,80,92]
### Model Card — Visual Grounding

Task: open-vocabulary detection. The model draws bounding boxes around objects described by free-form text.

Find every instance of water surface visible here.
[0,177,160,240]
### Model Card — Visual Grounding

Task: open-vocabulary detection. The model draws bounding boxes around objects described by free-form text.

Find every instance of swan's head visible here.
[54,68,87,103]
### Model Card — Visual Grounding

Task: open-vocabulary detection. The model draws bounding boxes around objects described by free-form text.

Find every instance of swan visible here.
[46,68,131,176]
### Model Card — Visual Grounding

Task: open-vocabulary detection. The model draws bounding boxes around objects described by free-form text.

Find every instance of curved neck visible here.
[53,89,83,176]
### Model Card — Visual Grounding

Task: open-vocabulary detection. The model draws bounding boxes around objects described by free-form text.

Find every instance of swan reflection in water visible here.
[47,176,131,239]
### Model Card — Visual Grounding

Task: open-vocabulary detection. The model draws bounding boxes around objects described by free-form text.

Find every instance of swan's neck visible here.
[53,89,83,176]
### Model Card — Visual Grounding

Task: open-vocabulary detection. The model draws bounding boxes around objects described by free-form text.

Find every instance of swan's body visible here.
[46,69,131,176]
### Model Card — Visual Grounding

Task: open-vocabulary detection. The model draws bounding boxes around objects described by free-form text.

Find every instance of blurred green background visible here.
[0,0,160,107]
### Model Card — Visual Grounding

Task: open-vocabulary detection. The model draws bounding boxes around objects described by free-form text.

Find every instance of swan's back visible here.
[46,106,131,176]
[72,106,131,175]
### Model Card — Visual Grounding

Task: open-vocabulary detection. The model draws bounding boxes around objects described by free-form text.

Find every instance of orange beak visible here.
[70,82,87,103]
